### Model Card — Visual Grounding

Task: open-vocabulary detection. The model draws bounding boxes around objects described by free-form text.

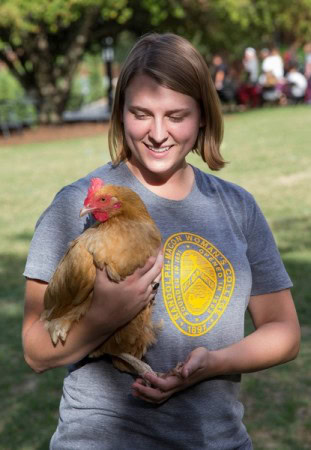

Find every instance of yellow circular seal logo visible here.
[162,232,235,336]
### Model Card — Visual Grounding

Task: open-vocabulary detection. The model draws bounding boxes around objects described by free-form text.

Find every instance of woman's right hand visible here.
[89,250,163,335]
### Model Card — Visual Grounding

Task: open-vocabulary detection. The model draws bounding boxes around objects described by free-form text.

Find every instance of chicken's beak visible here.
[80,206,95,217]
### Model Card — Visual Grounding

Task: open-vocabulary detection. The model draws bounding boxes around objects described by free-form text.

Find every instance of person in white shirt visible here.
[284,62,307,103]
[259,47,284,102]
[262,47,284,79]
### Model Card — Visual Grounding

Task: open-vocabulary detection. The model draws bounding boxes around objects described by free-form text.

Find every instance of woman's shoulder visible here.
[55,162,125,201]
[193,166,255,204]
[68,162,118,190]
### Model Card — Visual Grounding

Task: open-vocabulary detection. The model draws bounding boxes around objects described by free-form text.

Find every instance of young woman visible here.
[23,33,300,449]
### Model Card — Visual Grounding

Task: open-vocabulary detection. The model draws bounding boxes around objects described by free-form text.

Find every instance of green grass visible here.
[1,105,311,448]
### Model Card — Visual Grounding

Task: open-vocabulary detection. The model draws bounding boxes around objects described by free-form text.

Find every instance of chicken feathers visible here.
[41,178,162,376]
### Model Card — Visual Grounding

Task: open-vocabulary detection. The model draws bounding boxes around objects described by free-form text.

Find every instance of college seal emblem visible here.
[162,232,235,336]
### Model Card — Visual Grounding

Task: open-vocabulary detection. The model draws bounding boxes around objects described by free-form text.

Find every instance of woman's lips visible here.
[144,143,173,153]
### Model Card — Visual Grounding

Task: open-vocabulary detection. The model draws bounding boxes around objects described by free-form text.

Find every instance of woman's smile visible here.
[144,143,174,155]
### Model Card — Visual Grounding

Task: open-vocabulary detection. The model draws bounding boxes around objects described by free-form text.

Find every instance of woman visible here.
[23,33,300,449]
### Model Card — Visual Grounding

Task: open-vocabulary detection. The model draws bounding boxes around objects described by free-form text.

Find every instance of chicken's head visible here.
[80,178,122,222]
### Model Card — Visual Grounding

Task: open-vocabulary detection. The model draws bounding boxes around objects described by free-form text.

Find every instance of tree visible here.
[208,0,311,50]
[0,0,132,123]
[0,0,200,124]
[1,0,311,124]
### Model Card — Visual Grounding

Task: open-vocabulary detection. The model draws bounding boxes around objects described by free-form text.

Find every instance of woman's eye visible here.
[169,116,183,122]
[134,114,148,120]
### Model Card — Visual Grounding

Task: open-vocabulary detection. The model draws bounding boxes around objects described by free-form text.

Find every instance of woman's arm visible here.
[215,288,300,373]
[132,289,300,403]
[23,252,163,373]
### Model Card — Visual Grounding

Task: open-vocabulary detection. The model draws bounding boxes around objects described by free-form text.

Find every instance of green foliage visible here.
[114,30,136,64]
[0,67,23,99]
[67,54,106,111]
[0,67,36,126]
[215,0,311,47]
[101,0,132,23]
[0,0,123,33]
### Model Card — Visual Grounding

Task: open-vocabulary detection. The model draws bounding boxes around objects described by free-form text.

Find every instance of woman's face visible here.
[123,74,202,181]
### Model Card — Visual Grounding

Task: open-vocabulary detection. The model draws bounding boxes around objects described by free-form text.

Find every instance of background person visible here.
[303,42,311,103]
[210,54,236,105]
[258,46,285,103]
[237,47,261,108]
[282,62,308,104]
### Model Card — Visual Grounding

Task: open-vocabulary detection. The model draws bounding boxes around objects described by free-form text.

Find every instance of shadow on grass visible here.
[272,215,311,254]
[283,256,311,326]
[0,250,310,449]
[0,252,65,449]
[0,252,27,301]
[14,231,35,242]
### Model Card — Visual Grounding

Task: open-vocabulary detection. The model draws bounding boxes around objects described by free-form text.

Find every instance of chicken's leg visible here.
[116,353,157,378]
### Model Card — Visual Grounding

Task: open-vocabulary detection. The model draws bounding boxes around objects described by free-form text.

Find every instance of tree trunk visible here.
[36,90,70,124]
[0,6,102,124]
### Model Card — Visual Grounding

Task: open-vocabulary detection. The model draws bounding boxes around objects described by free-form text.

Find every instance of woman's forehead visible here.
[124,74,197,109]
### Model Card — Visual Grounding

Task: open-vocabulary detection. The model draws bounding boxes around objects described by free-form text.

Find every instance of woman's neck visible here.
[126,161,195,200]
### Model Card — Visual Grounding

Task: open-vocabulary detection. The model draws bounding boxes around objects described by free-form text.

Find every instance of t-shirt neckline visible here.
[115,161,202,206]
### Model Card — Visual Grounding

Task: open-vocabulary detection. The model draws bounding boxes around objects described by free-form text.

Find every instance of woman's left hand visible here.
[131,347,216,404]
[132,290,301,404]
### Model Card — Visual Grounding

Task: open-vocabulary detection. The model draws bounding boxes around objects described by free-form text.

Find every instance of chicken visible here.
[41,177,162,377]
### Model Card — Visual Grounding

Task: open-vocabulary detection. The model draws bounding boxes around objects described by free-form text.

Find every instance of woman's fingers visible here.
[141,250,163,285]
[126,249,163,295]
[93,248,163,322]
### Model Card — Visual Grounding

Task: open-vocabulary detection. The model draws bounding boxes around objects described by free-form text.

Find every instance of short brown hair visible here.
[109,33,225,170]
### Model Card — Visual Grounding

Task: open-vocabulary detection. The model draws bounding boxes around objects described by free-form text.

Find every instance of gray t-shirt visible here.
[24,162,292,450]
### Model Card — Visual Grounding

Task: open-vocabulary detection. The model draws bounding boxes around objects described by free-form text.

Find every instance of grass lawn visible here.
[1,105,311,449]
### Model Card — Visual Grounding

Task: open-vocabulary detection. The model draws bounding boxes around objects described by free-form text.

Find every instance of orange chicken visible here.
[41,178,162,376]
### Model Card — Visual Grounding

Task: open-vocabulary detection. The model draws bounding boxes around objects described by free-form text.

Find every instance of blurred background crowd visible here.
[211,42,311,110]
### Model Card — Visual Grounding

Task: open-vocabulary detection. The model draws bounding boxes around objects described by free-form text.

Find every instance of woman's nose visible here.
[148,118,168,144]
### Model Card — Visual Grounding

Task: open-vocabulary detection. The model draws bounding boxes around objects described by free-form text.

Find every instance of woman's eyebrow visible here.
[129,106,191,114]
[166,108,191,114]
[129,106,151,113]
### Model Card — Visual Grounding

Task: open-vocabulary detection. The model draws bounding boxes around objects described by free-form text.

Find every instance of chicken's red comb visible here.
[90,178,104,191]
[84,178,105,204]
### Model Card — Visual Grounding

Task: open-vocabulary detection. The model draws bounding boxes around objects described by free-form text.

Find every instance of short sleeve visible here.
[23,185,87,282]
[245,197,292,296]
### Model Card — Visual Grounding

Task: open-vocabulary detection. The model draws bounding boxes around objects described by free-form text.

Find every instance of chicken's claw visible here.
[158,362,185,379]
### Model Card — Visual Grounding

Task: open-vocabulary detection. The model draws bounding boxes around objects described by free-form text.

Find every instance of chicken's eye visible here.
[101,197,106,202]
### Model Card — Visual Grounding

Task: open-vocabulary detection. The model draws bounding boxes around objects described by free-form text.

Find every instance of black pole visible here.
[102,37,114,116]
[106,58,113,113]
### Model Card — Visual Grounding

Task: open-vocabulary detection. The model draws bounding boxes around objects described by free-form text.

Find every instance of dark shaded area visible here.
[0,251,65,449]
[272,215,311,253]
[283,257,311,326]
[14,231,35,242]
[0,253,26,301]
